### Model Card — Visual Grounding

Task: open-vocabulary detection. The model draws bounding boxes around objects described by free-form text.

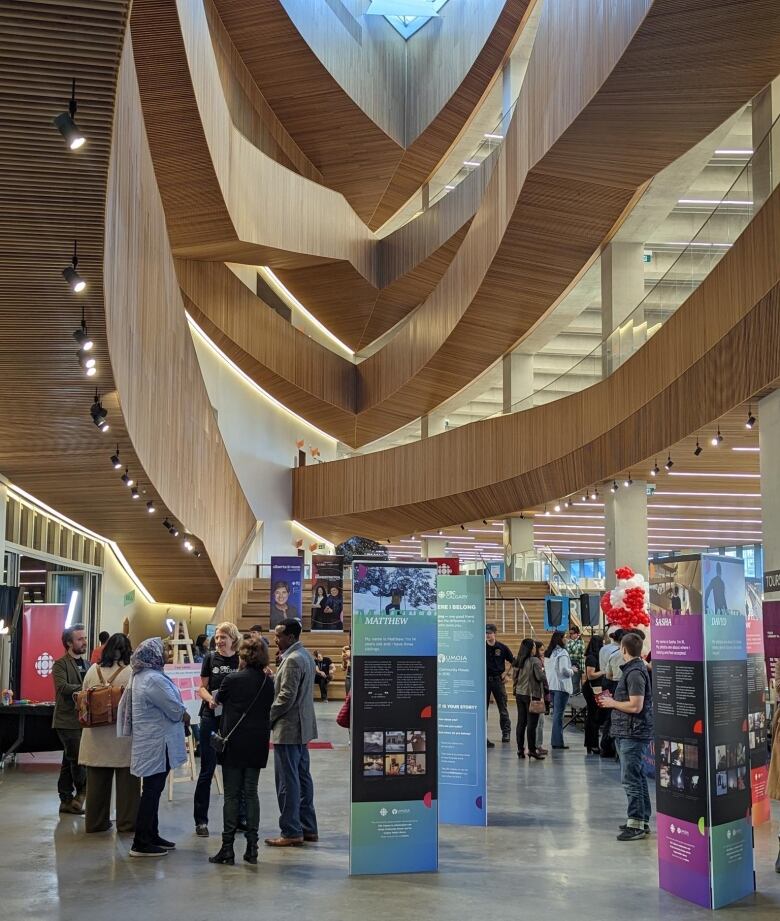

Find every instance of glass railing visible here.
[499,113,777,414]
[356,111,776,452]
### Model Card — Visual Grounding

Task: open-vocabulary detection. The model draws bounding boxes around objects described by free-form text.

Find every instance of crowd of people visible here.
[487,621,654,841]
[51,618,319,863]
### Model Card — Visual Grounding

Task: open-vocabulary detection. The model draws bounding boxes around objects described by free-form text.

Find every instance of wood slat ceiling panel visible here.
[0,0,223,605]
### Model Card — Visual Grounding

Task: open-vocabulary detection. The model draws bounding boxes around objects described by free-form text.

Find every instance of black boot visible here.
[244,833,259,865]
[775,837,780,874]
[209,837,235,865]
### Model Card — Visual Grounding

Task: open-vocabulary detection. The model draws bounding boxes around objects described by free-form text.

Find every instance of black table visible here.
[0,704,61,766]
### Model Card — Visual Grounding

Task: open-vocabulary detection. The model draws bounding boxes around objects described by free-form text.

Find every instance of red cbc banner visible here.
[20,603,68,702]
[429,557,460,576]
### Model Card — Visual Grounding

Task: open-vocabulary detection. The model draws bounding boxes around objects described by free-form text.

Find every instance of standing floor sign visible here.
[269,556,304,628]
[745,579,770,825]
[652,554,755,910]
[19,604,68,702]
[437,575,487,826]
[349,561,438,876]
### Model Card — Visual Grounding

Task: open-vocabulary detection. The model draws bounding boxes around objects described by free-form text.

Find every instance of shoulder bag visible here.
[528,661,545,714]
[210,675,267,754]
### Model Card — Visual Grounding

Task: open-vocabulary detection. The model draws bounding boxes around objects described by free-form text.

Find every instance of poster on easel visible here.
[311,555,344,630]
[349,561,438,876]
[437,575,486,826]
[269,556,304,628]
[652,554,754,910]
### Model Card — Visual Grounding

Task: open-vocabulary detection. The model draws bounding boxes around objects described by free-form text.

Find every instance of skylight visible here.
[364,0,450,40]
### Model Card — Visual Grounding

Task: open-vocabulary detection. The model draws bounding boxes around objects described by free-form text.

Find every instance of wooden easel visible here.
[171,618,195,664]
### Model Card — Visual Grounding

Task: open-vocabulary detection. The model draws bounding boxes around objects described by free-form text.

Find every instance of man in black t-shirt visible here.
[486,624,514,746]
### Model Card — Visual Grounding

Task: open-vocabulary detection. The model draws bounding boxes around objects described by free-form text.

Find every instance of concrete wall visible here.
[189,322,338,563]
[100,546,215,647]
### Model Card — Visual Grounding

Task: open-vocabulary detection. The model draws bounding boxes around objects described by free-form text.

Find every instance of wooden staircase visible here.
[235,578,557,701]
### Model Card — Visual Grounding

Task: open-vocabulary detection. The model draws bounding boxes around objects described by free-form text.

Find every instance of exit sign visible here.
[643,250,653,263]
[123,589,136,606]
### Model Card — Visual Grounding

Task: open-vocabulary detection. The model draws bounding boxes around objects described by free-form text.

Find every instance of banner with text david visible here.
[437,575,486,826]
[349,561,438,876]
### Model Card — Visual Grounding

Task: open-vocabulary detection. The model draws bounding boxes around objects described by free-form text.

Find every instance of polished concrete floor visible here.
[2,706,780,921]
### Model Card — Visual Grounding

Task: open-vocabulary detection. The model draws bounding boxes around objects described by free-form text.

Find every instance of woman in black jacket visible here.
[209,637,274,866]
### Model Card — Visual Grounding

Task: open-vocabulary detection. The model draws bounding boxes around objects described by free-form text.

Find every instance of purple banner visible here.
[763,599,780,687]
[651,611,704,662]
[270,556,304,628]
[657,814,710,909]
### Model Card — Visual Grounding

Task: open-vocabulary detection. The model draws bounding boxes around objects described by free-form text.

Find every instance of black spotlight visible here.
[581,490,588,502]
[460,524,465,531]
[130,486,140,499]
[72,309,93,351]
[623,474,633,488]
[90,391,109,432]
[665,454,674,470]
[482,519,488,525]
[650,460,660,477]
[120,468,134,487]
[590,489,598,501]
[564,498,570,508]
[77,350,96,376]
[53,79,86,150]
[110,446,121,469]
[746,408,756,430]
[146,500,155,514]
[710,427,724,447]
[162,517,172,530]
[610,481,619,493]
[193,550,202,559]
[694,440,703,456]
[63,240,86,293]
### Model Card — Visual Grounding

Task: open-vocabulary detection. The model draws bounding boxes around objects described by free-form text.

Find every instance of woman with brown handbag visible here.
[78,634,139,833]
[513,638,547,761]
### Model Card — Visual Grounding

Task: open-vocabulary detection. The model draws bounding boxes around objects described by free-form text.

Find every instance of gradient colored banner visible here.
[437,575,486,826]
[350,561,438,876]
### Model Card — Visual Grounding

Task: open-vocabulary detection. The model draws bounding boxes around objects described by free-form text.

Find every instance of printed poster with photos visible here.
[269,556,304,628]
[310,554,345,630]
[651,554,754,911]
[746,578,770,825]
[349,560,438,876]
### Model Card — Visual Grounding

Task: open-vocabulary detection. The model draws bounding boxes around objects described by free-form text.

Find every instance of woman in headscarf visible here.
[117,637,188,858]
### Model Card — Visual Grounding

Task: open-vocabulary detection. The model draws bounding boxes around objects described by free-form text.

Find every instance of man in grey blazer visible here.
[265,619,319,847]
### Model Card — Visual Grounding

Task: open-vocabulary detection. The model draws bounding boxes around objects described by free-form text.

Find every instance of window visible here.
[365,0,450,40]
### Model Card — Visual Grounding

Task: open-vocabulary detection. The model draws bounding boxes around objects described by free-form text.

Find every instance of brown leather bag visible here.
[77,666,126,727]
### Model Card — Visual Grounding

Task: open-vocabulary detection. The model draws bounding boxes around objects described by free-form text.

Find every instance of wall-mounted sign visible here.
[763,569,780,594]
[123,589,135,607]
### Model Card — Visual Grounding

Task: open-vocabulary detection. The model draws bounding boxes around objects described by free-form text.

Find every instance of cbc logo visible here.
[35,652,55,677]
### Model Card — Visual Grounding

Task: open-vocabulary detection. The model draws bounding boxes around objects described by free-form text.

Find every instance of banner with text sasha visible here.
[269,556,304,629]
[437,575,486,826]
[652,554,754,910]
[311,555,344,630]
[350,561,438,876]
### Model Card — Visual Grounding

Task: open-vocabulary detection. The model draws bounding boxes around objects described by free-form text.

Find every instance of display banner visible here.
[437,575,486,826]
[429,557,459,576]
[745,579,770,826]
[269,556,304,628]
[350,561,438,876]
[311,555,345,630]
[484,561,505,584]
[763,599,780,687]
[20,604,68,702]
[652,554,754,910]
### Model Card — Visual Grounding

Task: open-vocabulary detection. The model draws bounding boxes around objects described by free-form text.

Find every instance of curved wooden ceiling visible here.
[291,182,780,541]
[141,0,780,450]
[0,0,224,604]
[211,0,530,228]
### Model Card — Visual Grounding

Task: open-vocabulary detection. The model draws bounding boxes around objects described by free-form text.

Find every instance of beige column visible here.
[604,480,648,589]
[601,242,646,374]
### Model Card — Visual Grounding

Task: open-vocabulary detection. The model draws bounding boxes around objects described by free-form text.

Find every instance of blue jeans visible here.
[274,744,318,839]
[551,690,569,747]
[193,713,218,825]
[617,738,651,827]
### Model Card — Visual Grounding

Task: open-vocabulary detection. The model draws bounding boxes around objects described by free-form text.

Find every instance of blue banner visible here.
[350,561,438,875]
[437,576,487,826]
[269,556,304,628]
